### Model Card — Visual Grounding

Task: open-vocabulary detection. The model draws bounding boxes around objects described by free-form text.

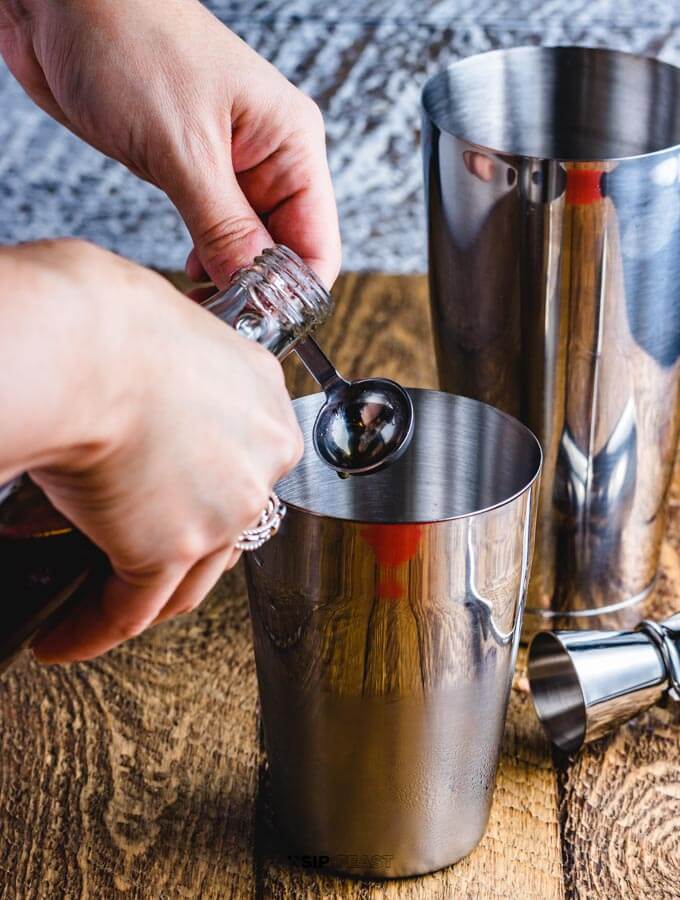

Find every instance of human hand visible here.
[0,239,302,662]
[0,0,341,287]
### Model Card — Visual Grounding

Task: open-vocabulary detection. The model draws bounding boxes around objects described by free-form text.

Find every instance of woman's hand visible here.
[0,239,303,663]
[0,0,341,287]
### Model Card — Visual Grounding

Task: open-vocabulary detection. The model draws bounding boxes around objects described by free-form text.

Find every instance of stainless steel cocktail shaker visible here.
[245,389,542,877]
[422,46,680,634]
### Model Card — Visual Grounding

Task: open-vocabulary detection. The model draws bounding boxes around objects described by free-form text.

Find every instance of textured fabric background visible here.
[1,1,678,273]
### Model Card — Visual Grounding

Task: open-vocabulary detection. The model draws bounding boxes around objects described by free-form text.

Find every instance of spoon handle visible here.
[295,338,350,394]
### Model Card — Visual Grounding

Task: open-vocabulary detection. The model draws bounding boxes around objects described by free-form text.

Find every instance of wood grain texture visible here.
[0,570,260,899]
[11,271,680,899]
[558,464,680,900]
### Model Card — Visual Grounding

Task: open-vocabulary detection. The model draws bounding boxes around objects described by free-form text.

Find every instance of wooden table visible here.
[1,273,679,899]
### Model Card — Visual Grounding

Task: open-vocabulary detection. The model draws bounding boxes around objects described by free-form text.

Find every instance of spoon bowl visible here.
[295,339,414,475]
[312,377,414,475]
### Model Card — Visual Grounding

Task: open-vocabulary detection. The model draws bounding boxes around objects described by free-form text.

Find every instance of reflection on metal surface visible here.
[528,612,680,752]
[422,47,680,632]
[295,336,414,475]
[245,390,541,878]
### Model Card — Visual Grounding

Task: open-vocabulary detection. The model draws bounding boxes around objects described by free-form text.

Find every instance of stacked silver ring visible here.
[235,491,286,551]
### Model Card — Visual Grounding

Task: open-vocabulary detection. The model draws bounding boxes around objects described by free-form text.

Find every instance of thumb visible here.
[172,163,274,288]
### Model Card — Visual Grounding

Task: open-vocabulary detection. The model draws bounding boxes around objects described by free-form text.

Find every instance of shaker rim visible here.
[421,45,680,165]
[279,388,543,527]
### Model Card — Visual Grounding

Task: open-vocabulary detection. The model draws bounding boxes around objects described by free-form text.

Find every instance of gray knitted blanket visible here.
[1,1,678,273]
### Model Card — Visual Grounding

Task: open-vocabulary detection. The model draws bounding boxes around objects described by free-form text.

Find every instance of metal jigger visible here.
[528,614,680,752]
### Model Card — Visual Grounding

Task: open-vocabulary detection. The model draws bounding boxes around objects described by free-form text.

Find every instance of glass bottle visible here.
[0,246,333,672]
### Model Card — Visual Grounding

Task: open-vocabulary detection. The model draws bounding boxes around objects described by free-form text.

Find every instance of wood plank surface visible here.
[557,469,680,900]
[2,271,677,899]
[0,571,260,900]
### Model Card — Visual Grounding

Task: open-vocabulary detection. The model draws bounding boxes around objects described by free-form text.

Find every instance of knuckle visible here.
[196,216,266,268]
[262,419,304,483]
[302,96,325,130]
[280,425,304,472]
[112,614,151,644]
[241,480,270,527]
[171,527,208,565]
[102,604,153,644]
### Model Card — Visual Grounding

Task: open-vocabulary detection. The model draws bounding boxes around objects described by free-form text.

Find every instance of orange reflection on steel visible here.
[360,524,424,600]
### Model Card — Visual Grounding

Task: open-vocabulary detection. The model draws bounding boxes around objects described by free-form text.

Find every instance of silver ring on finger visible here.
[235,491,286,551]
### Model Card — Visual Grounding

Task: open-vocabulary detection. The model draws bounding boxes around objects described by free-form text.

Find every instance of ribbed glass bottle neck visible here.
[201,245,333,359]
[236,245,330,334]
